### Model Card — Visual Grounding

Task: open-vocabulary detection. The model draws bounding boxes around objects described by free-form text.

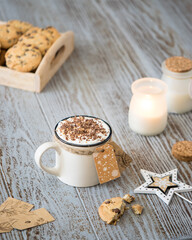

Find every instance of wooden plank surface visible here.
[0,0,192,239]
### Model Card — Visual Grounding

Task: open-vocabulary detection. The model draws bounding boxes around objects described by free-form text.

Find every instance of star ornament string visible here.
[134,169,192,205]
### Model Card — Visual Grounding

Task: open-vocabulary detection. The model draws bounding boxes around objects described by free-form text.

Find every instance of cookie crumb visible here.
[132,204,144,215]
[123,194,135,203]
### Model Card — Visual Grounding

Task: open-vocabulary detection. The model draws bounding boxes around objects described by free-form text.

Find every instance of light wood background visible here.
[0,0,192,239]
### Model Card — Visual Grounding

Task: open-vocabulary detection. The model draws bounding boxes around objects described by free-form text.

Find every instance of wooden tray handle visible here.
[36,31,74,75]
[35,31,74,92]
[50,45,66,66]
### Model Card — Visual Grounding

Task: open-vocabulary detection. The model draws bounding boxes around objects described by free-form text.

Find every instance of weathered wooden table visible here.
[0,0,192,239]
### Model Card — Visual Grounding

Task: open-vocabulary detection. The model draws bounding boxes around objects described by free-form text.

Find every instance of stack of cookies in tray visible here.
[0,20,60,72]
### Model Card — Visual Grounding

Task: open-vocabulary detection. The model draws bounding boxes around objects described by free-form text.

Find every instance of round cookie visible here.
[98,197,126,225]
[0,24,22,49]
[5,44,42,72]
[41,26,60,44]
[18,30,51,55]
[165,56,192,73]
[24,26,42,35]
[0,49,6,66]
[8,20,33,34]
[25,26,60,44]
[172,141,192,162]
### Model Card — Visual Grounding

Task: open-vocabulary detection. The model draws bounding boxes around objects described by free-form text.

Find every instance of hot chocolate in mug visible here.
[35,115,112,187]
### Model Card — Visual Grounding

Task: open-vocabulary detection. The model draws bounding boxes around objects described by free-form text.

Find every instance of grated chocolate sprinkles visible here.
[56,116,110,143]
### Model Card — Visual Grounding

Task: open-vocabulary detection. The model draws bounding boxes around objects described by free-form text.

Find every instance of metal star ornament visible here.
[134,169,192,205]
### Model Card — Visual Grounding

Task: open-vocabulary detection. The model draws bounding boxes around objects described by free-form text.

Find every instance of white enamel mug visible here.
[35,116,112,187]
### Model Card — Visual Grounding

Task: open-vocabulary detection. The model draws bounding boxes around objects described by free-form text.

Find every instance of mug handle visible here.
[35,142,62,176]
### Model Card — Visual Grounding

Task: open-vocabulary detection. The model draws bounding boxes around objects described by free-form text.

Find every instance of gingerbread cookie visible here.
[8,20,33,34]
[5,44,42,72]
[172,141,192,162]
[165,56,192,73]
[132,204,143,215]
[18,30,51,55]
[0,49,6,66]
[98,197,126,225]
[93,143,121,184]
[0,24,21,49]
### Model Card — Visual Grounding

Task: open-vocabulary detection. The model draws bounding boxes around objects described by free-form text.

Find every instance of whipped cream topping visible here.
[56,116,111,146]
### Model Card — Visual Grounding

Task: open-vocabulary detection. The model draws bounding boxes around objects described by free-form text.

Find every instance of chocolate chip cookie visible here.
[8,20,33,34]
[24,26,42,35]
[18,30,51,55]
[26,26,60,44]
[0,24,21,49]
[98,197,126,225]
[172,141,192,162]
[41,26,60,43]
[5,44,42,72]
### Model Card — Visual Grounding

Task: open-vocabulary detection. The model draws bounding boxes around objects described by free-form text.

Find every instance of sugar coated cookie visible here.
[165,56,192,73]
[172,141,192,162]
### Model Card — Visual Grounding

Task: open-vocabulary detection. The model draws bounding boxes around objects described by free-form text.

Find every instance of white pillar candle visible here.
[128,78,168,136]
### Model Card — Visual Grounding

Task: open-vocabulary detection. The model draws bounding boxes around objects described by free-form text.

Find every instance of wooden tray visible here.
[0,21,74,92]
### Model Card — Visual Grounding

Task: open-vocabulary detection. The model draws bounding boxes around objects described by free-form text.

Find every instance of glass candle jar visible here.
[161,61,192,114]
[128,78,168,136]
